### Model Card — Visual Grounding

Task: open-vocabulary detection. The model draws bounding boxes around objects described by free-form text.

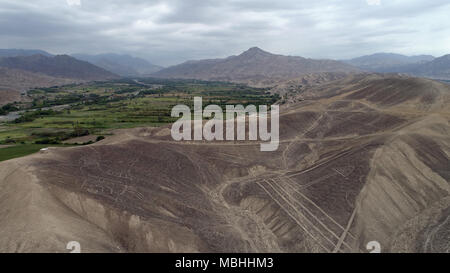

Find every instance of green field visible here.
[0,144,75,162]
[0,78,279,162]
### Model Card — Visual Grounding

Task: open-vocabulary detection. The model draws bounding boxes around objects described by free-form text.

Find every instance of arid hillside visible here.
[152,47,359,87]
[0,74,448,253]
[0,67,78,105]
[0,54,119,105]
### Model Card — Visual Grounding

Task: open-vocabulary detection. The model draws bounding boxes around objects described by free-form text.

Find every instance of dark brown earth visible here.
[0,74,448,253]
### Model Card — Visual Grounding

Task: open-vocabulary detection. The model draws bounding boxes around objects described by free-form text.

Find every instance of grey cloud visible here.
[0,0,448,65]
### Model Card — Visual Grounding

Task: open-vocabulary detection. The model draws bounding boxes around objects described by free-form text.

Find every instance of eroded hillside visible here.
[0,74,448,253]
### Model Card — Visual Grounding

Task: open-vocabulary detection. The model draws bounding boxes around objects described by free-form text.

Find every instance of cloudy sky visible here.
[0,0,449,66]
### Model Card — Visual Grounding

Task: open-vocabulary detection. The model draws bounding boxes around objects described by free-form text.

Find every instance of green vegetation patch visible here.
[0,78,280,150]
[0,144,74,162]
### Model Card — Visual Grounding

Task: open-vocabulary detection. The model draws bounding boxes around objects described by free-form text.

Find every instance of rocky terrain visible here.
[152,47,360,87]
[0,74,448,253]
[269,72,350,97]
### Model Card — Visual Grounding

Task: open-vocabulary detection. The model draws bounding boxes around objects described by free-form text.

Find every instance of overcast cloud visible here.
[0,0,449,65]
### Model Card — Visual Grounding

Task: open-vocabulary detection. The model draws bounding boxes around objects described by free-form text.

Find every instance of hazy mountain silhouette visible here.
[0,54,118,81]
[0,49,53,58]
[344,53,435,72]
[405,54,450,80]
[153,47,360,86]
[72,53,163,76]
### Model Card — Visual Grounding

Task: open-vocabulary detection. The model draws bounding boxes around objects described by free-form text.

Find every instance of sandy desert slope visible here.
[0,74,448,253]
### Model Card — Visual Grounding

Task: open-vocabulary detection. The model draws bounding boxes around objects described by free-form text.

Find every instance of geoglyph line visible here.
[256,181,331,252]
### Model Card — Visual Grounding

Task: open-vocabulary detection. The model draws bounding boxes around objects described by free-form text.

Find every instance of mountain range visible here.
[0,52,119,104]
[0,54,118,81]
[71,53,163,77]
[0,50,163,77]
[153,49,450,84]
[152,47,360,86]
[0,49,53,58]
[406,54,450,80]
[1,48,450,105]
[344,53,435,72]
[345,53,450,80]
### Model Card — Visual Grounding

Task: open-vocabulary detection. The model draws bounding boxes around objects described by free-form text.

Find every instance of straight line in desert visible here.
[256,180,331,252]
[269,178,347,239]
[333,207,357,253]
[264,179,342,250]
[283,175,357,241]
[267,178,355,251]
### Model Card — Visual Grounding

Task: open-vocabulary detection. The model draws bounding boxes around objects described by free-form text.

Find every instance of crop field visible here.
[0,78,279,161]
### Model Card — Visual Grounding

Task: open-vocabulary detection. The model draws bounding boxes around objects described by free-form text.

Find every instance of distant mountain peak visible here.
[239,47,272,57]
[247,46,265,52]
[153,47,359,86]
